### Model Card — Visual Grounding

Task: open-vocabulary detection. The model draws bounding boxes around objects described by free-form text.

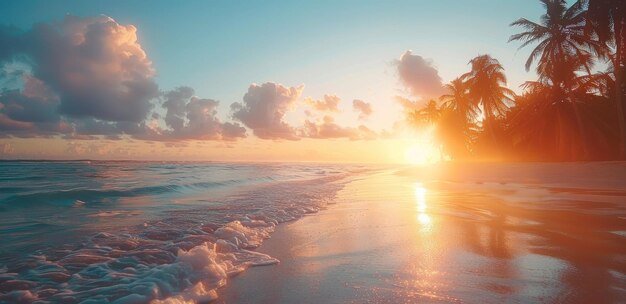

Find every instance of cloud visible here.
[231,82,303,140]
[352,99,372,119]
[0,15,158,122]
[143,86,246,141]
[0,16,384,146]
[0,76,71,137]
[305,94,340,112]
[163,86,194,131]
[4,15,158,122]
[300,115,377,140]
[0,16,246,142]
[69,118,146,140]
[395,96,421,113]
[0,15,158,138]
[396,51,445,99]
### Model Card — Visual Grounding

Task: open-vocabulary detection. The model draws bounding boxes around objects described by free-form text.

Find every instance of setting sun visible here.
[404,142,440,165]
[1,0,626,303]
[403,126,441,165]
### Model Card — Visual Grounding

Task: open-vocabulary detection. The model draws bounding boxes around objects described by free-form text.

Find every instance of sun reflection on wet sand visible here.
[414,184,432,227]
[218,163,626,303]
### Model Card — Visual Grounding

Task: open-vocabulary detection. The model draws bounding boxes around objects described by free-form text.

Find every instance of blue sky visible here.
[0,0,559,162]
[0,0,542,129]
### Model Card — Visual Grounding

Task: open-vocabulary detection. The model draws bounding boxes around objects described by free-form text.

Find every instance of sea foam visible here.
[0,162,362,303]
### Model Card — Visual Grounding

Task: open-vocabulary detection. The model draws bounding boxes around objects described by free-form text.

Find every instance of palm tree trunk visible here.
[614,20,626,159]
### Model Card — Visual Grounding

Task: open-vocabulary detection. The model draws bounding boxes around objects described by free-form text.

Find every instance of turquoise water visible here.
[0,161,369,303]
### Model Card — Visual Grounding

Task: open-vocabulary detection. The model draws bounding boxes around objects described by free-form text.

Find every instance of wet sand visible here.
[218,163,626,303]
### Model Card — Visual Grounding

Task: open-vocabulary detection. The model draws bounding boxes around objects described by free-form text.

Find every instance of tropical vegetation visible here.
[409,0,626,161]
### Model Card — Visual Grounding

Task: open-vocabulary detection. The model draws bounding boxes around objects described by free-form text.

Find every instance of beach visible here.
[4,0,626,303]
[218,163,626,303]
[1,162,625,303]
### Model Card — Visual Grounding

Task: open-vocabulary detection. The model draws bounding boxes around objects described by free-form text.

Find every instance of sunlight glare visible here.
[418,213,431,225]
[403,127,440,165]
[415,184,432,226]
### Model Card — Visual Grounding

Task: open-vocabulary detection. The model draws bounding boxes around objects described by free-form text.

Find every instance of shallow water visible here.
[0,161,372,303]
[218,162,626,304]
[369,164,626,303]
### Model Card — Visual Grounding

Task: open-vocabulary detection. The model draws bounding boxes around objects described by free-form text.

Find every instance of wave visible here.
[0,168,361,303]
[0,178,278,210]
[0,161,341,211]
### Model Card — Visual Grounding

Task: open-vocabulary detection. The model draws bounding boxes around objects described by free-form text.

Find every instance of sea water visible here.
[0,161,371,303]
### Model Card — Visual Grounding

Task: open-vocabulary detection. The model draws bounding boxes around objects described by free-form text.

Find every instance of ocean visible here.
[0,161,372,303]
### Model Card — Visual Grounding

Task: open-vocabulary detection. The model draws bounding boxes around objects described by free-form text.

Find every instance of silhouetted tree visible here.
[509,0,608,159]
[584,0,626,158]
[462,55,514,155]
[412,99,441,125]
[440,78,479,122]
[509,0,605,80]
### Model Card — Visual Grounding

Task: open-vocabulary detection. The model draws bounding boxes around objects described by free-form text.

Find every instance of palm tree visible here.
[461,55,514,152]
[439,78,479,123]
[410,99,441,126]
[584,0,626,158]
[509,0,607,159]
[437,78,479,158]
[509,73,613,160]
[462,55,515,121]
[509,0,606,83]
[410,99,475,160]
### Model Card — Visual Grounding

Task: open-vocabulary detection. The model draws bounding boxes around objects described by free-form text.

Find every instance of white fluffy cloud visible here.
[231,82,303,140]
[0,16,384,146]
[0,16,247,142]
[143,87,246,141]
[23,15,157,122]
[0,15,158,138]
[396,50,445,99]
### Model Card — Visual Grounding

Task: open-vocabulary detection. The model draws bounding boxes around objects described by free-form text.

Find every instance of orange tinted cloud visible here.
[0,15,157,138]
[396,50,445,99]
[300,115,377,140]
[304,94,340,112]
[352,99,373,119]
[231,82,303,140]
[140,86,246,141]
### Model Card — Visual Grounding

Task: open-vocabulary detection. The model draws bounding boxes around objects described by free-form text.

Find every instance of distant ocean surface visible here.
[0,161,373,303]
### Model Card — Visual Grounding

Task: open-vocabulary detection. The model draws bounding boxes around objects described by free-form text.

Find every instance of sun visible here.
[402,127,441,165]
[404,142,440,165]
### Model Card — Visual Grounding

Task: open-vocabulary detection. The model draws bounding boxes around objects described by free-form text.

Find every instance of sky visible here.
[0,0,544,163]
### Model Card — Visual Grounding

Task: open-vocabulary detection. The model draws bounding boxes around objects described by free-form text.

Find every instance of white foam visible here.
[151,240,278,303]
[213,220,275,249]
[150,282,218,304]
[0,168,352,303]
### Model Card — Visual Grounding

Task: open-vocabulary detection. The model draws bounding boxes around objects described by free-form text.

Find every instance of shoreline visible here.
[216,165,626,303]
[216,170,404,303]
[1,163,624,303]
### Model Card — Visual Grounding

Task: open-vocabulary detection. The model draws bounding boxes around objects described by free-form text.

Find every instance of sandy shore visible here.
[217,164,626,303]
